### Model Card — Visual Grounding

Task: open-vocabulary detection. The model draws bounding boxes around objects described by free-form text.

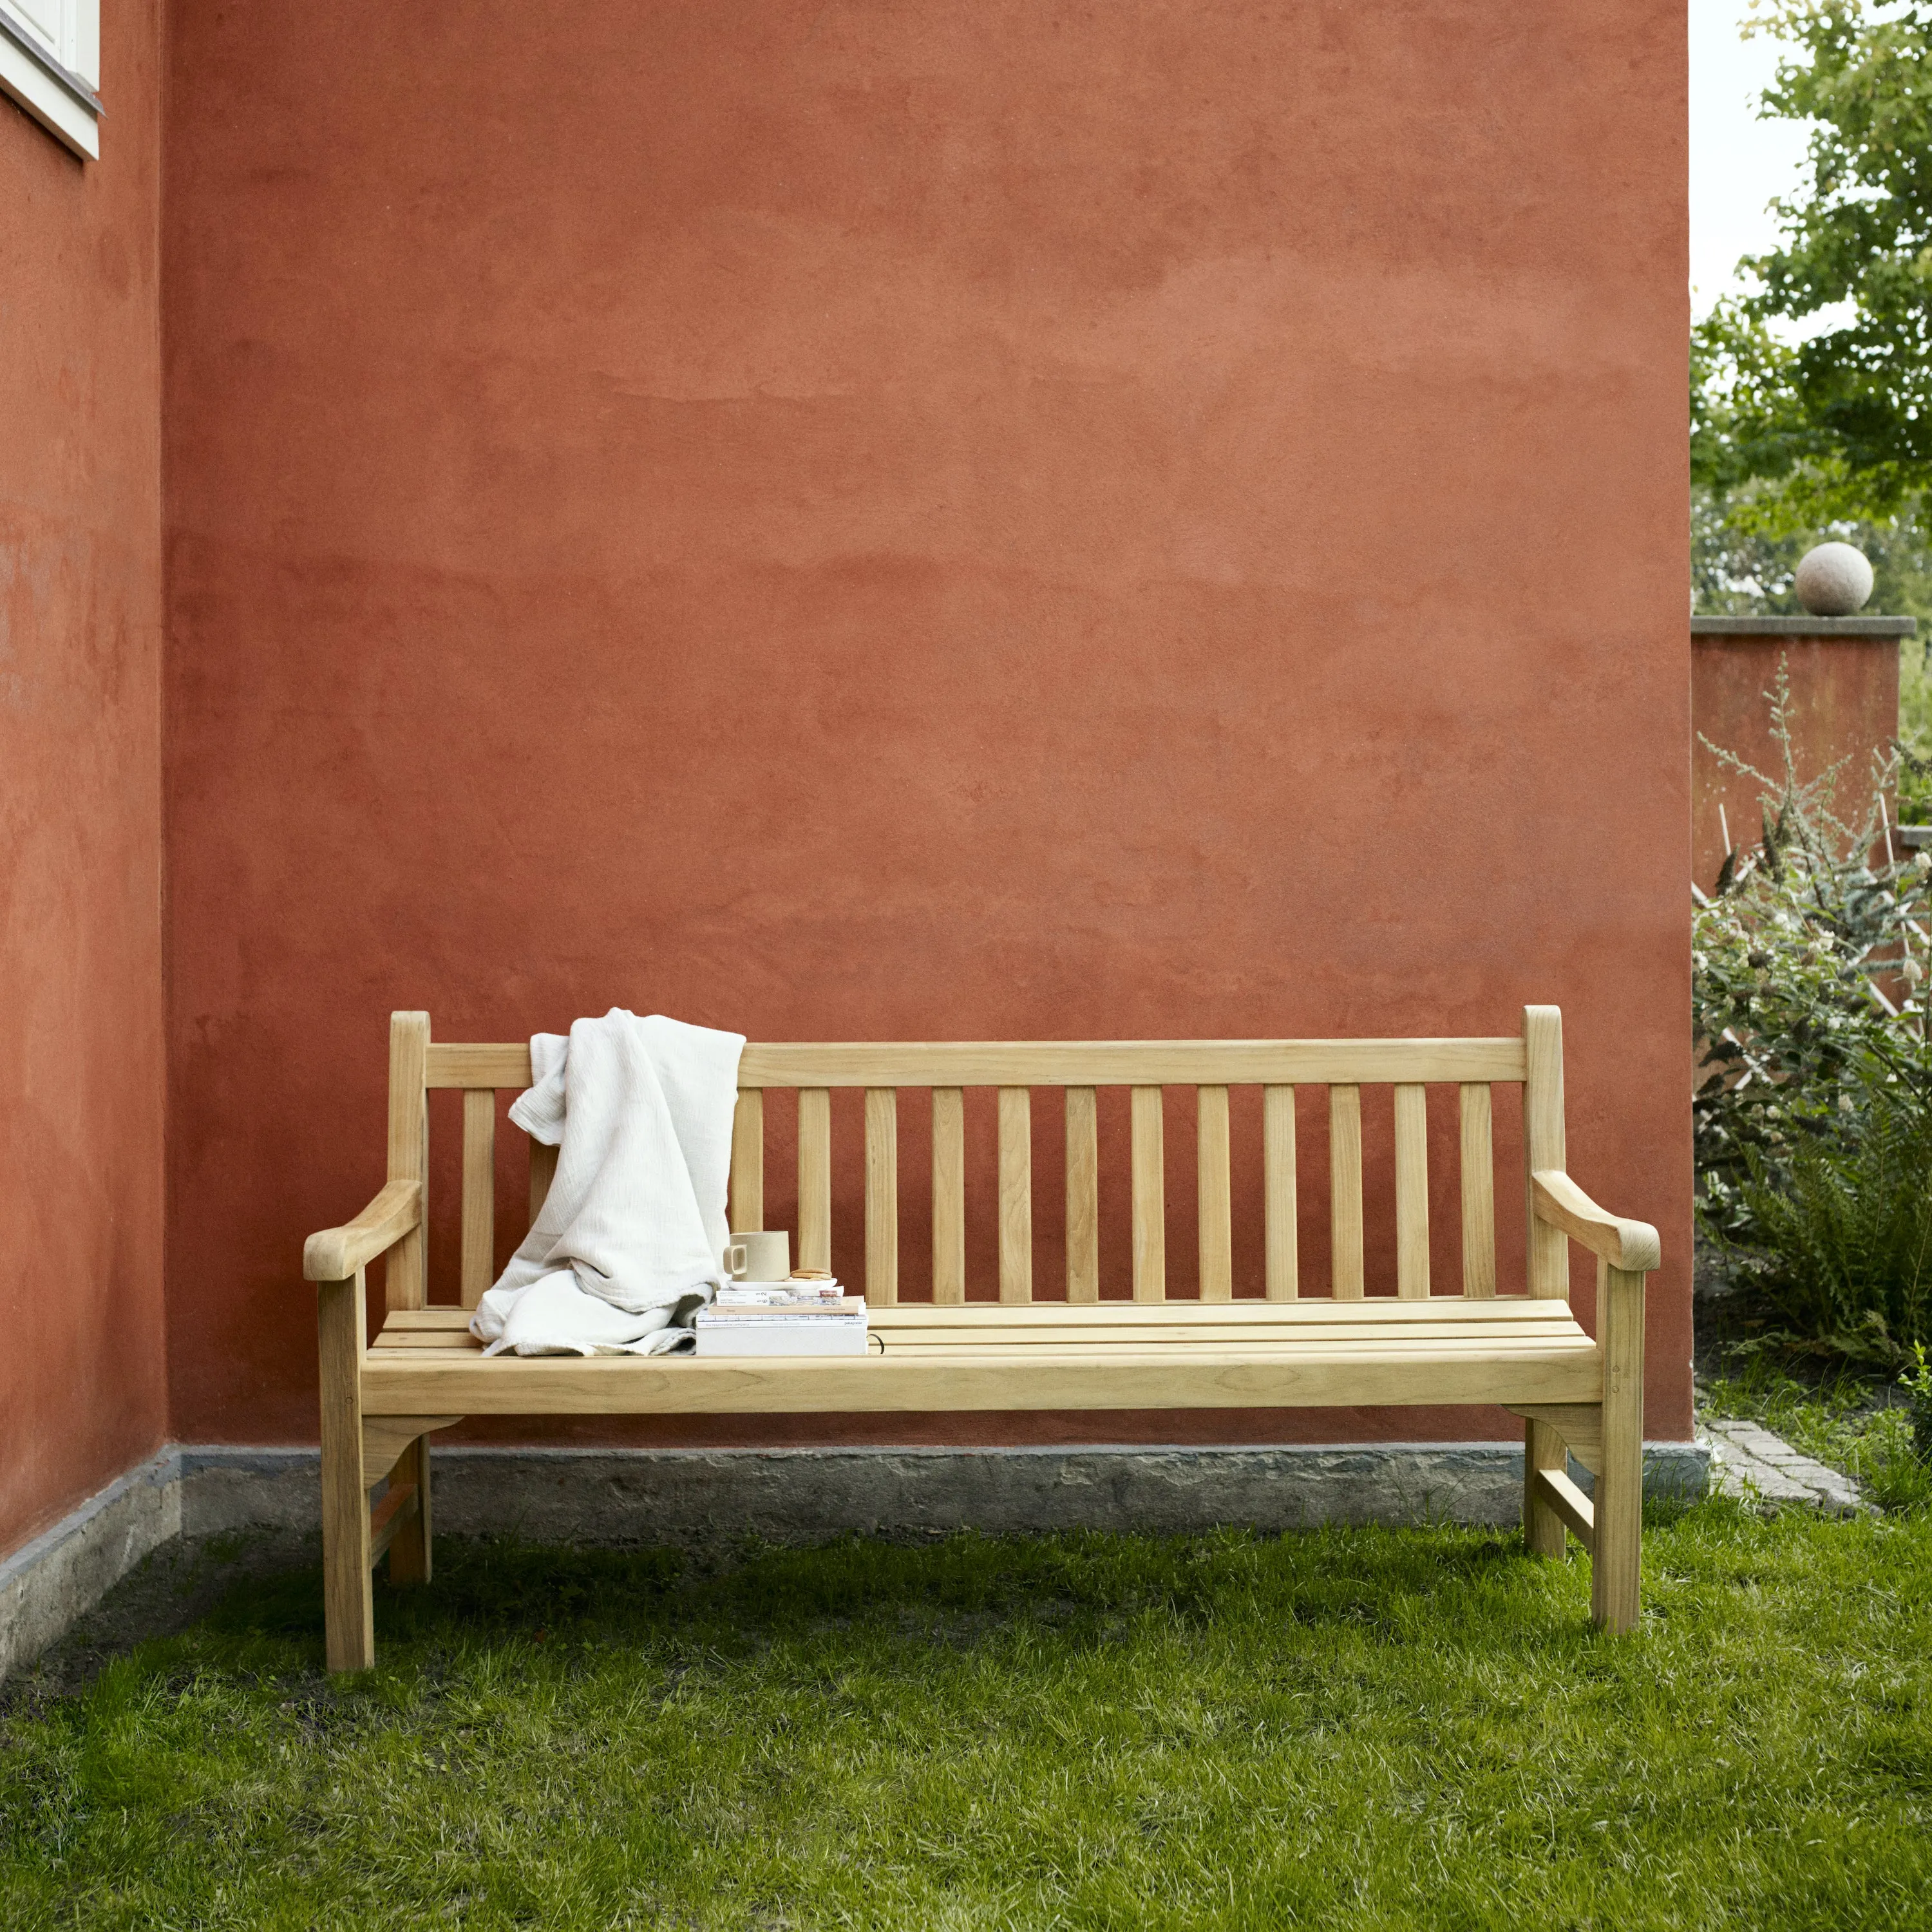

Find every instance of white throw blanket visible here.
[469,1010,746,1356]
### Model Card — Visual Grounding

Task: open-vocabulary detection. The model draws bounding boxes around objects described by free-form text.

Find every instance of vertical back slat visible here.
[1522,1006,1568,1299]
[1065,1086,1099,1302]
[931,1088,965,1303]
[386,1012,430,1311]
[1263,1084,1298,1300]
[798,1088,832,1274]
[864,1088,898,1307]
[998,1086,1032,1303]
[1459,1082,1496,1297]
[730,1088,764,1234]
[460,1088,496,1309]
[1329,1084,1364,1299]
[1197,1085,1233,1302]
[528,1140,558,1228]
[1393,1083,1430,1299]
[1131,1086,1166,1302]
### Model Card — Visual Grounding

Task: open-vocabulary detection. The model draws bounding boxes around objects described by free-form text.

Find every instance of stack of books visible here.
[694,1278,869,1356]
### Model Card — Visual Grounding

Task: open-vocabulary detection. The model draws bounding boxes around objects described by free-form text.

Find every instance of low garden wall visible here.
[1692,615,1915,893]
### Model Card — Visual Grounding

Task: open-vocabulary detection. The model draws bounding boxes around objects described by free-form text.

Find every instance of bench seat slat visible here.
[361,1345,1600,1415]
[373,1325,1591,1349]
[371,1318,1588,1352]
[376,1297,1584,1332]
[866,1339,1595,1361]
[870,1298,1582,1328]
[368,1300,1594,1377]
[369,1338,1594,1366]
[372,1331,490,1349]
[867,1316,1587,1340]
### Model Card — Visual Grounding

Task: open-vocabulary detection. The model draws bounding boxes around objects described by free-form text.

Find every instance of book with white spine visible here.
[702,1299,865,1320]
[694,1278,869,1354]
[694,1314,869,1357]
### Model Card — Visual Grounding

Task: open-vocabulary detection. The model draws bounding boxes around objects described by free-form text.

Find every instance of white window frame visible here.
[0,0,100,160]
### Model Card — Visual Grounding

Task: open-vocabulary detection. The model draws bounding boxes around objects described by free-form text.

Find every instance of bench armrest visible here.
[1530,1170,1660,1274]
[303,1180,422,1282]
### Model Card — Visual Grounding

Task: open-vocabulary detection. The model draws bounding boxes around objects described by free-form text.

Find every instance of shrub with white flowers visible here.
[1694,665,1932,1357]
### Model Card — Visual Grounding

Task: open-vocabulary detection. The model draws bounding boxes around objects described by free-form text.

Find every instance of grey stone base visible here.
[2,1437,1711,1680]
[0,1452,183,1684]
[423,1441,1711,1544]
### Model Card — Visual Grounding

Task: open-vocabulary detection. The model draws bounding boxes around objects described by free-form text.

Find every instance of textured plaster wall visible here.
[163,0,1692,1448]
[0,7,167,1556]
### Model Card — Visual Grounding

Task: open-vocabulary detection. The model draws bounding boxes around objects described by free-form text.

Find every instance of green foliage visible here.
[1702,1359,1932,1509]
[1692,3,1932,522]
[1692,668,1932,1356]
[1732,1079,1932,1356]
[1692,668,1927,1227]
[5,1520,1932,1929]
[1904,1341,1932,1460]
[1692,875,1891,1236]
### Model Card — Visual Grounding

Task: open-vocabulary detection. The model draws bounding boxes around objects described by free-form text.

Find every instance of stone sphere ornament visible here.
[1794,542,1875,616]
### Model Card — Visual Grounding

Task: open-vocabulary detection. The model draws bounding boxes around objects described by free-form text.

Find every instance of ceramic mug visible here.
[724,1230,791,1282]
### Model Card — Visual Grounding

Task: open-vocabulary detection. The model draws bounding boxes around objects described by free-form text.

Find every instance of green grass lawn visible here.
[4,1507,1930,1930]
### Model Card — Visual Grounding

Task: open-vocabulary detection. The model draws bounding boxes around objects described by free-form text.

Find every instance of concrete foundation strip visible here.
[3,1437,1727,1681]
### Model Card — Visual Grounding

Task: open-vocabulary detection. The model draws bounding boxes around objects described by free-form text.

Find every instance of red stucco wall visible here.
[0,9,167,1556]
[163,1,1692,1448]
[1693,632,1902,892]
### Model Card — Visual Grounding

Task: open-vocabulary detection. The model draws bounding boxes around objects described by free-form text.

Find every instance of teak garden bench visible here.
[304,1007,1658,1671]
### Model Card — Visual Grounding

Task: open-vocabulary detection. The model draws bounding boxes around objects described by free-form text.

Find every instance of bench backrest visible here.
[381,1009,1569,1313]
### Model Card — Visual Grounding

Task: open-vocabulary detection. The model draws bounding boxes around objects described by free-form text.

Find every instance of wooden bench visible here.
[303,1006,1658,1670]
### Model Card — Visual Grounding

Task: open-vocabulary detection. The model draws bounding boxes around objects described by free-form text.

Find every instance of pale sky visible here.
[1689,0,1817,321]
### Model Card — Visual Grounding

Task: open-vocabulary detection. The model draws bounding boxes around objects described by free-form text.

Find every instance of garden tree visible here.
[1692,1,1932,529]
[1692,5,1932,808]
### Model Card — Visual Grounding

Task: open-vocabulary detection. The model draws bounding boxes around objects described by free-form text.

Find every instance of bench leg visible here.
[1591,1264,1645,1634]
[318,1271,375,1672]
[386,1434,432,1586]
[1523,1417,1568,1559]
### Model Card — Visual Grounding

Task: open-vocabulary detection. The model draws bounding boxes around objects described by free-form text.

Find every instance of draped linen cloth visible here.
[469,1009,744,1356]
